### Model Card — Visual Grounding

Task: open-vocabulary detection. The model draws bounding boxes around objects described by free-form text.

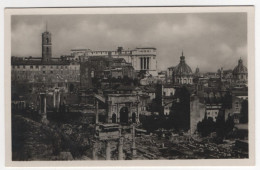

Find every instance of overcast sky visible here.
[11,13,247,72]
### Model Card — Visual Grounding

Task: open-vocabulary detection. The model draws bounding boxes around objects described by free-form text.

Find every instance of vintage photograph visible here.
[6,7,254,165]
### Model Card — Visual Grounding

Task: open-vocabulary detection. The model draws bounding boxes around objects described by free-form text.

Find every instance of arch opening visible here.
[120,107,128,124]
[112,113,117,123]
[132,112,136,123]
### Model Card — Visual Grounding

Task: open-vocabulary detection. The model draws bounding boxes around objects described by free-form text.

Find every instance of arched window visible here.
[46,47,49,53]
[112,113,117,123]
[132,112,136,123]
[46,37,49,43]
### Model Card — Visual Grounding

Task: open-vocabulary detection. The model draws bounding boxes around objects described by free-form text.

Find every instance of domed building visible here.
[172,52,193,85]
[233,58,248,82]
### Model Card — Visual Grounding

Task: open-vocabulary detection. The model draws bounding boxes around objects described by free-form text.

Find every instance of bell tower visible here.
[42,23,52,61]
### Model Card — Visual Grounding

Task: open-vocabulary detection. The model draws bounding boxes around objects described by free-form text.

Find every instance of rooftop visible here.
[11,59,70,65]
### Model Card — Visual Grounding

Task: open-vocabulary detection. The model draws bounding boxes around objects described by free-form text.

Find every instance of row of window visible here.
[163,92,174,96]
[15,74,80,79]
[176,78,192,84]
[40,71,80,75]
[12,70,79,75]
[207,112,218,115]
[136,49,155,53]
[12,65,79,70]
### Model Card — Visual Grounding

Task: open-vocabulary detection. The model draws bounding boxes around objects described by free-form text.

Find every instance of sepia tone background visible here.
[5,7,255,167]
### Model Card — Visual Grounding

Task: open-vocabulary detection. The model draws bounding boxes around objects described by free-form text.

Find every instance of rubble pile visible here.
[132,132,248,159]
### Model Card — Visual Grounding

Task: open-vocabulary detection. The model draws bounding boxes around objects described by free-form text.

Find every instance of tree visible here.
[197,112,235,140]
[139,114,160,132]
[197,117,215,137]
[240,100,248,123]
[170,86,191,131]
[225,114,235,137]
[215,111,226,142]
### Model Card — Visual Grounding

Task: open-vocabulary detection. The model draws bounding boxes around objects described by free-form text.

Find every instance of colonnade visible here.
[92,125,137,160]
[140,57,150,70]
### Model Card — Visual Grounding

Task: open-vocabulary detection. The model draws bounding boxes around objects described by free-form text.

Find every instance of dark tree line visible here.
[140,86,191,133]
[240,100,248,123]
[197,113,235,143]
[169,86,191,131]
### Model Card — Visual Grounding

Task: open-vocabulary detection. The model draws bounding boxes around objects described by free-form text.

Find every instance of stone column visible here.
[57,92,60,109]
[147,57,149,70]
[41,93,49,124]
[129,103,133,123]
[44,95,47,114]
[140,57,143,70]
[107,101,112,123]
[136,99,140,123]
[143,57,146,70]
[39,95,42,114]
[117,104,120,123]
[105,141,111,160]
[145,57,147,70]
[53,91,56,108]
[131,125,137,157]
[95,100,99,124]
[118,137,124,160]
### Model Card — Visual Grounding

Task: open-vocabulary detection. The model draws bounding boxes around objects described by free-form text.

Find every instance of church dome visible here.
[174,52,192,75]
[233,58,247,75]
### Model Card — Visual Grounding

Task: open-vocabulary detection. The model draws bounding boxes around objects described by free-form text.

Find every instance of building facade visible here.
[70,47,158,76]
[11,29,81,94]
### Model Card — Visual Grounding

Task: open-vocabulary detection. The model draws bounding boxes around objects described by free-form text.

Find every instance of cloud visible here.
[11,13,247,72]
[11,22,44,57]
